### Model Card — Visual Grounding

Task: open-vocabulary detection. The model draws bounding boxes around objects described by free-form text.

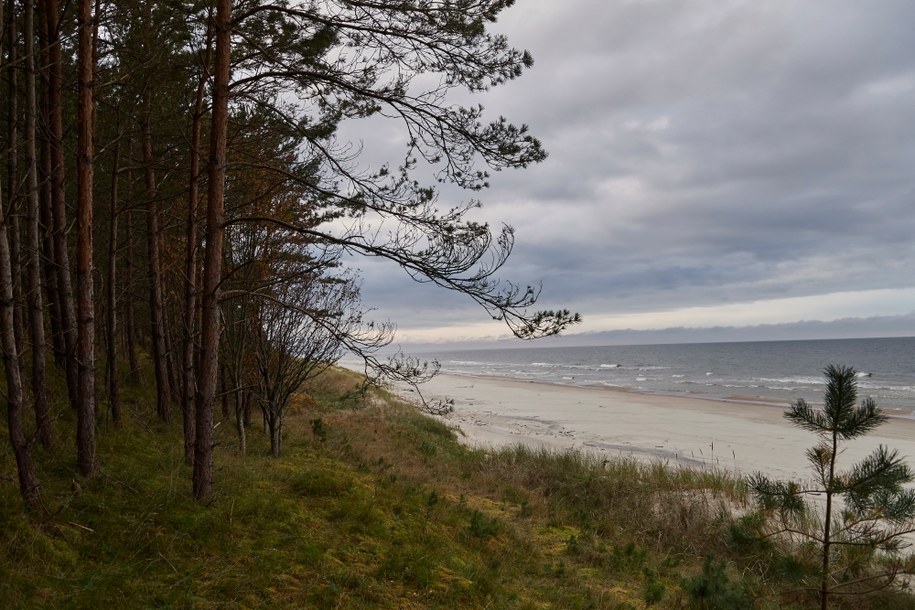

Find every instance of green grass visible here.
[2,365,914,608]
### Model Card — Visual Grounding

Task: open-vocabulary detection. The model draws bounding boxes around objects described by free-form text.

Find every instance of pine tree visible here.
[749,365,915,609]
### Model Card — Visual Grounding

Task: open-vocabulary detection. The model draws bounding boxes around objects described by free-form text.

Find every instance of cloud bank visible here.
[344,1,915,344]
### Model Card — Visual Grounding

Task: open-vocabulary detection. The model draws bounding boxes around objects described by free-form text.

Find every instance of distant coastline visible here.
[394,321,915,352]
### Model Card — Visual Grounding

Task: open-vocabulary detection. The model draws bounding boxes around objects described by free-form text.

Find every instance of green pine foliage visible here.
[748,365,915,608]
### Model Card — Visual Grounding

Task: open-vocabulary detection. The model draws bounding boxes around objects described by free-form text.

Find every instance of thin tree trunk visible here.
[194,0,231,501]
[142,95,171,424]
[35,0,63,366]
[821,432,838,610]
[182,64,209,464]
[164,308,180,403]
[44,0,78,410]
[1,114,40,505]
[106,130,121,427]
[122,149,139,382]
[7,0,25,358]
[74,0,96,477]
[1,211,40,508]
[269,413,281,457]
[23,0,52,447]
[39,140,63,362]
[235,399,246,457]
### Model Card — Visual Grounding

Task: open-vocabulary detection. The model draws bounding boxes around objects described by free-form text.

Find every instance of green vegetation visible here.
[749,365,915,609]
[3,366,915,608]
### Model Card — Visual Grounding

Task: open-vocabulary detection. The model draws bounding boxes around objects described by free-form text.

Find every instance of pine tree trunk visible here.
[194,0,232,501]
[6,0,25,358]
[122,159,139,382]
[106,131,121,427]
[0,151,40,508]
[35,0,63,367]
[142,96,172,424]
[75,0,97,477]
[43,0,79,410]
[1,213,40,508]
[39,143,63,362]
[23,0,52,447]
[236,401,246,457]
[821,432,838,610]
[182,68,208,465]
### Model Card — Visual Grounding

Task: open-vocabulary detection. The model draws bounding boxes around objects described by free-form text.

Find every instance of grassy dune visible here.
[2,367,913,608]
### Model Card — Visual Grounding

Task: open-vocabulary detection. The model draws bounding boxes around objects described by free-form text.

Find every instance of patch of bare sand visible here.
[391,372,915,482]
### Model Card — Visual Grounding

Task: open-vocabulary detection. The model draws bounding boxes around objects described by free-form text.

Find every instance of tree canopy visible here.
[0,0,578,504]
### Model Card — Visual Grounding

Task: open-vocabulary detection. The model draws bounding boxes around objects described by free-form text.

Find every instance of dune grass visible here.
[2,366,914,608]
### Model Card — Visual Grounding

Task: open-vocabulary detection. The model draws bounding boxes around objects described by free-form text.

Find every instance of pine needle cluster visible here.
[748,365,915,608]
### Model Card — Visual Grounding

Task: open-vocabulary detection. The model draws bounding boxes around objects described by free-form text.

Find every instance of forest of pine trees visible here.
[0,1,578,506]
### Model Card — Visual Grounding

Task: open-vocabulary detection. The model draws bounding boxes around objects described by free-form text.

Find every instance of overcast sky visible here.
[342,0,915,347]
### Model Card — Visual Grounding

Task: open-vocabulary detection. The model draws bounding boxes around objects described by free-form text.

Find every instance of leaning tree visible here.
[183,0,580,500]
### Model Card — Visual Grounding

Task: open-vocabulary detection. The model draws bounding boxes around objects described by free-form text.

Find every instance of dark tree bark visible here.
[35,10,63,365]
[75,0,96,477]
[122,144,139,382]
[6,0,26,359]
[235,389,247,457]
[194,0,231,501]
[23,0,52,447]
[42,0,79,409]
[39,155,63,365]
[0,5,40,498]
[182,60,209,464]
[142,95,172,424]
[0,205,40,508]
[106,130,121,427]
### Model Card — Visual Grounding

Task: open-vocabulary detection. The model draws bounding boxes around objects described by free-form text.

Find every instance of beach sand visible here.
[392,372,915,482]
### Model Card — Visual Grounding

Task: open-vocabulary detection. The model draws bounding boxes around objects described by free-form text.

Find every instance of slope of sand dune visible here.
[391,372,915,481]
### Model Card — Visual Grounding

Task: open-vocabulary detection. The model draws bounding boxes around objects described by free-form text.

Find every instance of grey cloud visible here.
[338,1,915,340]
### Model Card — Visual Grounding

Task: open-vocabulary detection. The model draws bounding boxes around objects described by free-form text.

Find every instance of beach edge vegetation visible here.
[3,364,915,608]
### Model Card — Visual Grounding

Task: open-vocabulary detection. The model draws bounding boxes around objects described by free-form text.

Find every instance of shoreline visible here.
[388,371,915,482]
[431,370,915,418]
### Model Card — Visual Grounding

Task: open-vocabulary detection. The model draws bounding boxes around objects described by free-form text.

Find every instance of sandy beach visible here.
[393,373,915,482]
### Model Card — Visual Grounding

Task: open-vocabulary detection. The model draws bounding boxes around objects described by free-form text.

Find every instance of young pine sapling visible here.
[749,365,915,609]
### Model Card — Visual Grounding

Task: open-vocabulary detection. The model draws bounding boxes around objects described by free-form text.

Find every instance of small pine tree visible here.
[749,365,915,609]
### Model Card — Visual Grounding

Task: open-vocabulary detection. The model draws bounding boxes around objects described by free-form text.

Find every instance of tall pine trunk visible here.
[820,431,838,610]
[182,66,208,464]
[194,0,231,501]
[35,10,64,366]
[6,0,25,358]
[23,0,52,447]
[0,203,40,508]
[1,0,39,509]
[122,145,139,382]
[75,0,96,477]
[142,95,172,424]
[106,130,121,427]
[43,0,79,410]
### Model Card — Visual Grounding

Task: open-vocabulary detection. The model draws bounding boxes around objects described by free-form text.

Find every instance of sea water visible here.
[411,337,915,413]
